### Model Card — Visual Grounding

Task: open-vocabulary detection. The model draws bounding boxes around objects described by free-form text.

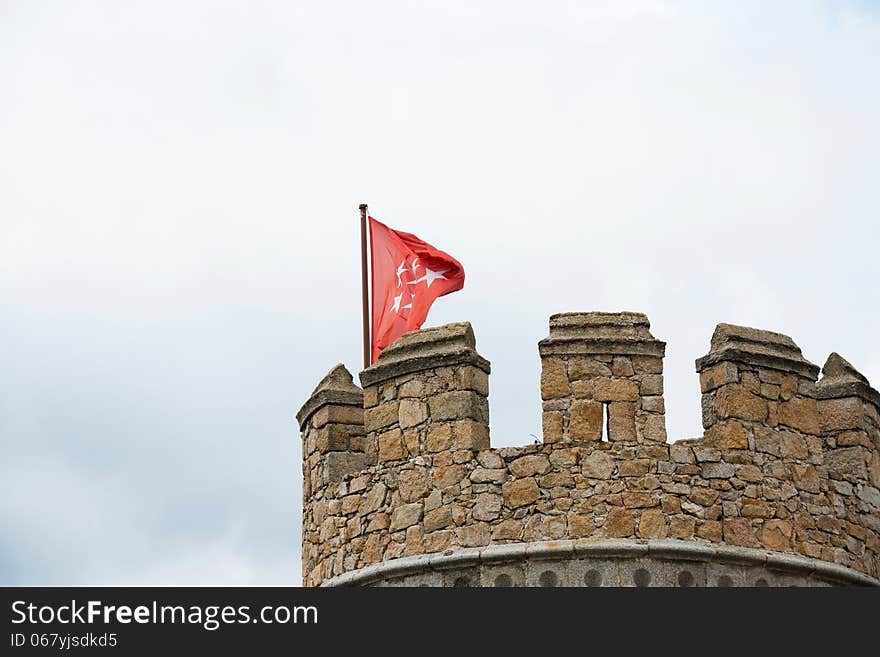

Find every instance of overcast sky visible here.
[2,1,878,585]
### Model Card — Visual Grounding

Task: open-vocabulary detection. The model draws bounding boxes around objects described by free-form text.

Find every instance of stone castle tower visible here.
[297,312,880,586]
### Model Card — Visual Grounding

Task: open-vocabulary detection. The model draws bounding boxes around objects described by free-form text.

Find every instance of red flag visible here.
[369,216,464,363]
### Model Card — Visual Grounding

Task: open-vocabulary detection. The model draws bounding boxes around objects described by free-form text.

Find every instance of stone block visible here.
[642,396,665,413]
[715,386,767,423]
[701,462,735,479]
[762,519,794,550]
[323,452,370,485]
[608,402,637,441]
[311,404,364,430]
[315,423,354,452]
[542,411,563,443]
[569,358,612,379]
[818,397,865,432]
[778,397,820,435]
[453,419,490,450]
[365,401,399,432]
[398,399,428,428]
[377,428,404,462]
[569,514,596,538]
[390,502,423,531]
[722,517,761,547]
[541,358,570,399]
[582,451,615,479]
[699,362,739,393]
[640,374,664,396]
[611,356,634,377]
[454,366,490,396]
[604,508,635,538]
[638,508,668,539]
[502,478,540,508]
[570,400,603,441]
[618,459,651,477]
[704,420,748,449]
[641,413,667,442]
[509,454,551,478]
[425,424,453,452]
[472,493,502,521]
[825,447,868,480]
[423,505,452,532]
[632,355,663,374]
[428,391,487,422]
[595,378,640,402]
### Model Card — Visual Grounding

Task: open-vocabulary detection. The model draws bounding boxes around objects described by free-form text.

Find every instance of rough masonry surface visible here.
[297,313,880,586]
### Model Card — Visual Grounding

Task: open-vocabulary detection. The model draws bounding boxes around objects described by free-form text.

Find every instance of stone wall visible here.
[297,313,880,586]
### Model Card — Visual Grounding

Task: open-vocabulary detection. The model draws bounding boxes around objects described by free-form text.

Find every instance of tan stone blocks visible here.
[622,492,656,508]
[568,358,612,379]
[641,396,665,413]
[302,319,880,587]
[491,519,523,540]
[595,378,640,402]
[365,401,399,432]
[315,423,357,452]
[640,374,664,396]
[603,508,635,537]
[453,366,489,396]
[581,450,615,479]
[428,390,487,422]
[762,519,794,550]
[825,447,869,480]
[390,502,422,531]
[611,356,634,377]
[432,464,468,489]
[311,404,364,430]
[639,413,667,442]
[502,477,540,508]
[608,402,637,441]
[542,411,563,443]
[722,517,761,547]
[638,508,668,539]
[569,514,595,538]
[618,458,651,477]
[425,424,452,452]
[541,358,569,399]
[632,355,663,374]
[740,498,771,518]
[714,386,768,422]
[669,515,695,539]
[398,399,427,428]
[818,397,865,432]
[704,420,748,449]
[423,505,452,532]
[777,397,819,435]
[569,400,603,441]
[696,520,722,542]
[699,362,738,393]
[453,419,490,450]
[472,493,502,521]
[398,470,428,502]
[377,428,404,462]
[509,454,551,477]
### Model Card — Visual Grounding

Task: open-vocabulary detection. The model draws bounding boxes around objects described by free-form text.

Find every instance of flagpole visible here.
[359,203,370,370]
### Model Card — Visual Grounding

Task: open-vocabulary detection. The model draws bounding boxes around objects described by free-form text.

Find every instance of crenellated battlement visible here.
[297,313,880,587]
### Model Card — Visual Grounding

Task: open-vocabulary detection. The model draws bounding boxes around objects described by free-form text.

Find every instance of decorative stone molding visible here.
[538,312,665,357]
[322,540,879,587]
[695,323,820,381]
[359,322,490,388]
